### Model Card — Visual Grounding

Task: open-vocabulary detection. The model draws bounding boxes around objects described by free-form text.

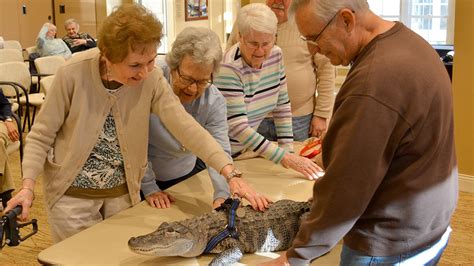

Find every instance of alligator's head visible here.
[128,221,206,257]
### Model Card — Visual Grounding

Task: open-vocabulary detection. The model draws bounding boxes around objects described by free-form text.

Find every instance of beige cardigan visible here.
[22,48,231,209]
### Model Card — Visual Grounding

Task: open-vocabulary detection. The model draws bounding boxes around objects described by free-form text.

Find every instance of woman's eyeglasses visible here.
[176,67,213,89]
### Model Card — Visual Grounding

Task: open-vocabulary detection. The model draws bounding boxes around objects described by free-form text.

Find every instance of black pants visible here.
[140,158,206,200]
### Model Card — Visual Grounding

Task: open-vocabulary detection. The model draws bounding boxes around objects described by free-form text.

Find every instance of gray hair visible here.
[290,0,369,21]
[64,18,79,30]
[237,3,278,36]
[166,27,223,74]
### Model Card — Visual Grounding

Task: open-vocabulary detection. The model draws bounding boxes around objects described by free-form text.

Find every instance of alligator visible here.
[128,199,311,265]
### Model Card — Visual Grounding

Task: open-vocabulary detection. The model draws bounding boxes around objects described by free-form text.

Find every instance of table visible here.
[37,157,341,265]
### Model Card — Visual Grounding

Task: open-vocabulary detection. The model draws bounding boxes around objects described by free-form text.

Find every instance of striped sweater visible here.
[215,43,293,164]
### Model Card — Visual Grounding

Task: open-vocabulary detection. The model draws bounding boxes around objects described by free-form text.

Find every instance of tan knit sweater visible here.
[276,21,335,118]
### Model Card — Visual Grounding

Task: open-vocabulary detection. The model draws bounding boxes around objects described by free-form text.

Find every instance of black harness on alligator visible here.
[204,197,241,253]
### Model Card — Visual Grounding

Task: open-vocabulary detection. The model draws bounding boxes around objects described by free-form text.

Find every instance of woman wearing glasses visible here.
[215,3,323,181]
[142,27,270,210]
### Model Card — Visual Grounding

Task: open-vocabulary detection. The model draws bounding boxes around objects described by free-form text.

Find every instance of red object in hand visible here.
[299,139,322,159]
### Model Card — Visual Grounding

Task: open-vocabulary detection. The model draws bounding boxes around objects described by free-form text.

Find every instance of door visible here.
[19,0,54,47]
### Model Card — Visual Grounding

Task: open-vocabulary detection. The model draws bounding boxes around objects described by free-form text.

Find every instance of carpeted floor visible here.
[1,150,473,265]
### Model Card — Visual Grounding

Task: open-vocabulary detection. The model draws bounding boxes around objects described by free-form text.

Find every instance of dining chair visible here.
[3,40,23,52]
[0,62,34,131]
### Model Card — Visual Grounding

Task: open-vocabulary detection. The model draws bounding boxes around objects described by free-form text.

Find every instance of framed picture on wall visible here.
[185,0,208,21]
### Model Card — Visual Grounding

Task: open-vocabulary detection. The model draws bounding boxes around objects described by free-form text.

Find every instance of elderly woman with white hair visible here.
[141,27,270,211]
[215,3,323,181]
[36,22,71,59]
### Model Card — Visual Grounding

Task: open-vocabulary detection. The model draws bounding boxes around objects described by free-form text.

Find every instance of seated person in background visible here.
[0,89,19,208]
[62,18,97,54]
[142,27,270,210]
[36,22,71,59]
[215,3,323,181]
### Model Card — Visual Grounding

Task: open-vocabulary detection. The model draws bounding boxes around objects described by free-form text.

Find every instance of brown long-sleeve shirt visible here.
[287,22,457,264]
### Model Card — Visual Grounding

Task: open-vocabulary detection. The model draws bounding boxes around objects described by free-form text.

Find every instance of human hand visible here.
[73,39,86,46]
[309,116,327,139]
[5,120,19,142]
[145,191,175,209]
[281,153,324,180]
[228,178,271,212]
[4,178,35,222]
[212,197,226,209]
[257,251,290,266]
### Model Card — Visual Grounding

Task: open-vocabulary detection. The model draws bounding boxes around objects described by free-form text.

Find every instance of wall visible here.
[0,0,53,48]
[169,0,229,50]
[453,0,474,192]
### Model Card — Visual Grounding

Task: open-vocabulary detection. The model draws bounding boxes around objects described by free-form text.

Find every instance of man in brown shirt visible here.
[261,0,457,265]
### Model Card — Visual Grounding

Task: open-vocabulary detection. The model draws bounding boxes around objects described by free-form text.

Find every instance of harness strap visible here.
[204,198,240,253]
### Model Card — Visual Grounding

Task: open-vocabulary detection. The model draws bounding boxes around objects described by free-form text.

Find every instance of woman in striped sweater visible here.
[215,3,323,181]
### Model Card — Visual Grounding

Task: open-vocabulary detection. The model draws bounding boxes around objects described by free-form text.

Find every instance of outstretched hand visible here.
[281,153,324,181]
[145,191,176,209]
[228,178,271,212]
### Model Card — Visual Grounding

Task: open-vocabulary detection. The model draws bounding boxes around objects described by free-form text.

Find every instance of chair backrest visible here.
[0,49,24,63]
[25,46,37,55]
[39,75,55,96]
[34,55,66,75]
[3,40,23,52]
[0,62,31,98]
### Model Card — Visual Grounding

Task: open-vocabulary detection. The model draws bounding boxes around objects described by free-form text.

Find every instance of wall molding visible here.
[459,174,474,193]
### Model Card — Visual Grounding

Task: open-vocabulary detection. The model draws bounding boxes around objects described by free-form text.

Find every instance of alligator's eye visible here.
[165,231,178,238]
[167,227,175,233]
[158,222,169,229]
[174,226,188,234]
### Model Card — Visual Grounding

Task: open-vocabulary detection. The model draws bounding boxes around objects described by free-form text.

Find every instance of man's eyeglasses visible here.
[242,37,274,50]
[300,9,354,47]
[176,67,213,89]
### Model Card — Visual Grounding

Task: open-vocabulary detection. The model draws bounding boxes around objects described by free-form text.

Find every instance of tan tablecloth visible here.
[38,155,340,265]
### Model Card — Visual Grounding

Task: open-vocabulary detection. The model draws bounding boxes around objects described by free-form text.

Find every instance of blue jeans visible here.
[257,113,312,142]
[339,227,451,266]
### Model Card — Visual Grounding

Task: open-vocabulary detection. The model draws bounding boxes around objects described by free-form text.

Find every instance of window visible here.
[367,0,455,44]
[137,0,168,53]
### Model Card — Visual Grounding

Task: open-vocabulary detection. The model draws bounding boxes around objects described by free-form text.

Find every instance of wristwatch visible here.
[225,168,243,182]
[5,117,13,122]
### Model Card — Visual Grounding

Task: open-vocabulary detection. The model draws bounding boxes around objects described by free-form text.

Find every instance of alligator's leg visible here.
[209,246,244,266]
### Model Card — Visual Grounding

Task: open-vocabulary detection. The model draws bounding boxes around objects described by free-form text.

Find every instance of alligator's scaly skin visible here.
[128,199,311,265]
